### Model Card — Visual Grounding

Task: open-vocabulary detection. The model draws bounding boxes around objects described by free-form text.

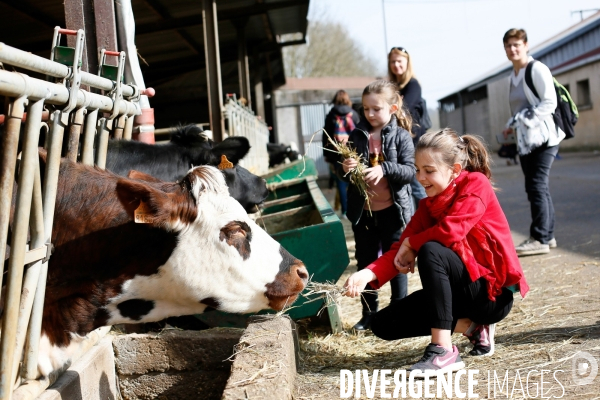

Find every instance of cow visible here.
[2,151,308,377]
[104,125,269,213]
[267,142,300,168]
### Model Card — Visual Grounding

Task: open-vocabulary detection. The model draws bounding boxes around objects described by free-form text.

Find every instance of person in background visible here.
[388,46,427,212]
[340,80,415,330]
[323,90,360,218]
[502,28,565,256]
[344,129,528,376]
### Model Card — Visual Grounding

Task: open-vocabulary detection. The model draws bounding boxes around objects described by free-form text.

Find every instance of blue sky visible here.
[308,0,600,106]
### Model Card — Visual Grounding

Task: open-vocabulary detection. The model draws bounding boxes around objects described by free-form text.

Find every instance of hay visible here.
[321,129,372,215]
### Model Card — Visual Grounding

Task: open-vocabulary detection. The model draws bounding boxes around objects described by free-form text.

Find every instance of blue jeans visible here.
[519,144,559,244]
[410,175,427,213]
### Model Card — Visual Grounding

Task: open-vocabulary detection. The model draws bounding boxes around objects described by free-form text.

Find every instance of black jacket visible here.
[323,105,361,164]
[400,78,426,143]
[337,115,415,226]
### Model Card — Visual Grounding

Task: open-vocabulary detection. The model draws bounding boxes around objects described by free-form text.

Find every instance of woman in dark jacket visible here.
[339,80,415,330]
[388,46,427,211]
[323,90,361,216]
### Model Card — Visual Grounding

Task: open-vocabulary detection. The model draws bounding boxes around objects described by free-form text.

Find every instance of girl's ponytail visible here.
[416,128,493,181]
[461,134,492,180]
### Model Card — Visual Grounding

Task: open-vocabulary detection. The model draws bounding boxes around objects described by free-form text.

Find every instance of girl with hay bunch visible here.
[344,129,529,377]
[339,80,416,331]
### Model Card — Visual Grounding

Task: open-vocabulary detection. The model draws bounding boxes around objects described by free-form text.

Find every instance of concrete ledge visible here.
[113,328,243,399]
[222,315,298,400]
[33,336,117,400]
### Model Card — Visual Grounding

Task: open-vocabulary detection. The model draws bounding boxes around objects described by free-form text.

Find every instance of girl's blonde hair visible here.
[416,128,493,180]
[363,80,413,133]
[387,47,414,90]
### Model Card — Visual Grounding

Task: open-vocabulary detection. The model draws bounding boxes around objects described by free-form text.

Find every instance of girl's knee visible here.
[370,313,397,341]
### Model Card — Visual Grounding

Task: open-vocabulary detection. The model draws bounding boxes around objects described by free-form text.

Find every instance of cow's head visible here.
[171,125,269,213]
[114,166,308,322]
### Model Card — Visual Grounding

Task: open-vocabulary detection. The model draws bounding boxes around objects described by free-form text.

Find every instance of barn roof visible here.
[0,0,309,127]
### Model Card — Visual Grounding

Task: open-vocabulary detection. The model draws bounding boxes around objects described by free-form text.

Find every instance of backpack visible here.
[525,61,578,139]
[333,112,355,141]
[417,98,432,131]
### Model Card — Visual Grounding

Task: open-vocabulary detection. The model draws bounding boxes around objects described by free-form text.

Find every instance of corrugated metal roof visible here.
[440,11,600,102]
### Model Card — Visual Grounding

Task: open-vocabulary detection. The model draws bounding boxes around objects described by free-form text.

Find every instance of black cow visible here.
[105,125,269,213]
[267,142,300,168]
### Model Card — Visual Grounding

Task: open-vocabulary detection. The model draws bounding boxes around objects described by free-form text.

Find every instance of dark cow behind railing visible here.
[1,151,308,377]
[105,125,269,213]
[267,142,300,168]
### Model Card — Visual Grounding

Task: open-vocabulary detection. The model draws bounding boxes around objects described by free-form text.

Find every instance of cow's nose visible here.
[294,264,309,284]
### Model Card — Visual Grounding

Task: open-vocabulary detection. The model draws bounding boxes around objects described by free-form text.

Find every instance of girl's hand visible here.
[343,269,377,298]
[502,127,514,138]
[393,238,417,274]
[364,165,384,185]
[342,158,358,173]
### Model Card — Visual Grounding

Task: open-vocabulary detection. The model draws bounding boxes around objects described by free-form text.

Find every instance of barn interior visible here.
[0,0,309,141]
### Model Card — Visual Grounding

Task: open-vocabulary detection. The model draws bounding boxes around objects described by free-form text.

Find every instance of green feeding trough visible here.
[196,158,349,332]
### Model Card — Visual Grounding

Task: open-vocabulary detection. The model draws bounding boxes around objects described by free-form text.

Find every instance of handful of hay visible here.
[322,129,372,214]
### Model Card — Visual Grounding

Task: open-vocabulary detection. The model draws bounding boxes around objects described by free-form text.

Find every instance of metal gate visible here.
[0,28,147,399]
[299,102,332,178]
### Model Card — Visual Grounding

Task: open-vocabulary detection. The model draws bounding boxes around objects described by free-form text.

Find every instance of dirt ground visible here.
[294,152,600,399]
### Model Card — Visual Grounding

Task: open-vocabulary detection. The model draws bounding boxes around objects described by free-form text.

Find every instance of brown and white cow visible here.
[14,152,308,376]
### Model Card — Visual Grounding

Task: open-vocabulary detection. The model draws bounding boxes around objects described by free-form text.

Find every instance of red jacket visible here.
[368,171,529,300]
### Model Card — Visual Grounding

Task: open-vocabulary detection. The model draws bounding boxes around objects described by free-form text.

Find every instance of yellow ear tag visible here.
[134,201,154,224]
[217,154,234,170]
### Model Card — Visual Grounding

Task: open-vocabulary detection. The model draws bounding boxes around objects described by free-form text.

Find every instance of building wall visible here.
[554,61,600,149]
[440,109,464,134]
[487,77,512,150]
[464,98,490,143]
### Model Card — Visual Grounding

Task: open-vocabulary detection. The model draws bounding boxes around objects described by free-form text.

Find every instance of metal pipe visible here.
[81,109,99,165]
[123,114,134,140]
[0,98,44,399]
[0,96,26,291]
[0,70,140,116]
[113,114,127,140]
[11,155,45,386]
[0,42,136,97]
[24,111,66,379]
[96,117,110,168]
[66,107,86,162]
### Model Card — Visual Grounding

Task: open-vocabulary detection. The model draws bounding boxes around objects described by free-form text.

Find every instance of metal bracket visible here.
[23,242,54,265]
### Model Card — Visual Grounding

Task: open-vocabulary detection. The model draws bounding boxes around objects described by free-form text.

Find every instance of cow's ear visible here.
[128,170,164,183]
[116,179,172,227]
[211,136,250,165]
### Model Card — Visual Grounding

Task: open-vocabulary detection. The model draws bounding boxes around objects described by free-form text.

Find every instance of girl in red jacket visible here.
[344,128,529,377]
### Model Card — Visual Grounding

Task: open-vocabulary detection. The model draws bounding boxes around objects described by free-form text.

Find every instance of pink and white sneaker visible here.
[407,344,465,378]
[464,323,496,357]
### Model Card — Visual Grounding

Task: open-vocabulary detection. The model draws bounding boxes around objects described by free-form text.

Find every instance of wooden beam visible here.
[93,0,119,67]
[136,0,309,35]
[202,0,224,142]
[64,0,98,74]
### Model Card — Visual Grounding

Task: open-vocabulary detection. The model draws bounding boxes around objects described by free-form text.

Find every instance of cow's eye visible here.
[219,221,252,260]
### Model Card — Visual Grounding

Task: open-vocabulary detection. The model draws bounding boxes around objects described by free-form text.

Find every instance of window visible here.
[576,79,592,109]
[563,83,570,93]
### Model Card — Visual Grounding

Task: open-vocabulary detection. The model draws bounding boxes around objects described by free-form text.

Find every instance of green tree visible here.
[283,21,379,78]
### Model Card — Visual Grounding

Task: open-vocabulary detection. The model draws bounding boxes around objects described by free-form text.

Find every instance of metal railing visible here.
[0,30,144,400]
[223,98,269,175]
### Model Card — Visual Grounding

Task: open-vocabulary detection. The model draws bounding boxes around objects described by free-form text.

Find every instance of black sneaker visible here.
[464,323,495,357]
[407,344,465,378]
